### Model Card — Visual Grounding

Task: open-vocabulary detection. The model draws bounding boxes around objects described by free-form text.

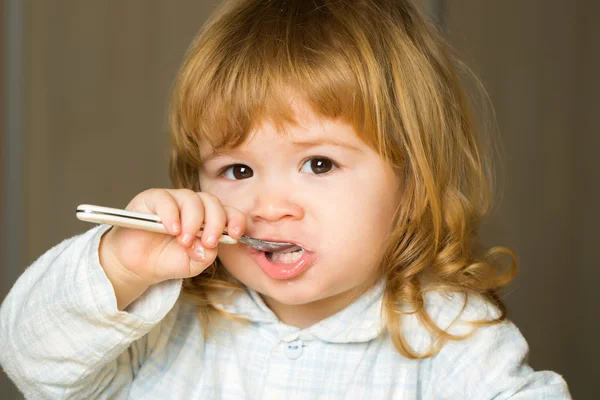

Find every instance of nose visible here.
[249,186,304,223]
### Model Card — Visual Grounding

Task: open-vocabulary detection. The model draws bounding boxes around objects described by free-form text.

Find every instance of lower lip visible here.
[247,248,315,280]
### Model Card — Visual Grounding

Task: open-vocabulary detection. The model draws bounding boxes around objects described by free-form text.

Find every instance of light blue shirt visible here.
[0,226,571,399]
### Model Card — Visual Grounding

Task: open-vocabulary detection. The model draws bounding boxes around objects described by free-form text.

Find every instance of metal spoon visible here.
[76,204,301,253]
[231,235,301,252]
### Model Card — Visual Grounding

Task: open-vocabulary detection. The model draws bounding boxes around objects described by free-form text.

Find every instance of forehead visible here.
[199,97,363,156]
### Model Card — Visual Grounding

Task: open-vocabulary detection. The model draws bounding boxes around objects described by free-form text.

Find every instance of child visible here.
[1,0,571,398]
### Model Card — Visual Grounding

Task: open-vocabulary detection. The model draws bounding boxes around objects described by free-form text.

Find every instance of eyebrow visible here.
[289,138,361,152]
[200,137,360,164]
[199,150,227,164]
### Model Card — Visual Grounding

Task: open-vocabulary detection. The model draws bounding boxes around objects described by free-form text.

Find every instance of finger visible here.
[185,238,218,277]
[148,189,182,236]
[172,189,206,248]
[127,189,181,236]
[197,192,227,249]
[223,205,246,239]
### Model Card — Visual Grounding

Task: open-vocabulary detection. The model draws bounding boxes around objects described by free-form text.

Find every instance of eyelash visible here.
[217,156,339,180]
[217,164,252,180]
[299,156,339,175]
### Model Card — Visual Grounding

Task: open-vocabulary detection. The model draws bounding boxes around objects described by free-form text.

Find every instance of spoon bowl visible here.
[235,236,301,253]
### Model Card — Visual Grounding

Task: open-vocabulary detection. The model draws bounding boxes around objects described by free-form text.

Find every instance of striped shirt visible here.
[0,226,571,399]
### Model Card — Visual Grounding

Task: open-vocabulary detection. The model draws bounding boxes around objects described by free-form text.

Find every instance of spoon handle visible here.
[75,204,238,244]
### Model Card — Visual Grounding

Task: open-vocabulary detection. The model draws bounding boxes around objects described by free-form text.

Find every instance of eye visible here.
[222,164,253,180]
[300,157,336,175]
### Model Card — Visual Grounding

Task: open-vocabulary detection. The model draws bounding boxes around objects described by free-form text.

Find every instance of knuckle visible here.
[201,192,219,203]
[146,188,162,197]
[186,192,204,207]
[180,188,196,198]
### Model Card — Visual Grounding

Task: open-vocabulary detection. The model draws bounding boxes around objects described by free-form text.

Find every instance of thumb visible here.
[183,239,218,278]
[188,258,211,277]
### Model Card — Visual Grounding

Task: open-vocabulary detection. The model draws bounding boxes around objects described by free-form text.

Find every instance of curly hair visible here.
[168,0,517,358]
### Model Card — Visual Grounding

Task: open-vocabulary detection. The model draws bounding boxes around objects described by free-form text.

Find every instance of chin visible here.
[258,278,331,305]
[225,263,333,306]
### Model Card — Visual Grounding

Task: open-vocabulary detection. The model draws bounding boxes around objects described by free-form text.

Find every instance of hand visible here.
[98,188,246,309]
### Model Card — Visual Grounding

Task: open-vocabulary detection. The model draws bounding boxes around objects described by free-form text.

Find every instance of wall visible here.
[445,1,599,398]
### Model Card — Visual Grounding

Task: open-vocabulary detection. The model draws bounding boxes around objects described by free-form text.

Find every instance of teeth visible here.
[267,249,304,264]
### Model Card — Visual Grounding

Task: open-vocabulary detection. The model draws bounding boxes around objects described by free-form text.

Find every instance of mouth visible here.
[247,242,314,280]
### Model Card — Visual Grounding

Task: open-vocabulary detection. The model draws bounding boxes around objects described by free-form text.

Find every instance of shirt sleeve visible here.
[429,295,571,399]
[0,225,183,399]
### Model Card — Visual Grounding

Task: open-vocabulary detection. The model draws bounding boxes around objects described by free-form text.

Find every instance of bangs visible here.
[171,0,392,166]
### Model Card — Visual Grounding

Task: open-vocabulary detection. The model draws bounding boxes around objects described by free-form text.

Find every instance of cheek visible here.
[325,175,397,249]
[313,189,393,265]
[199,180,228,202]
[199,182,250,215]
[322,177,396,234]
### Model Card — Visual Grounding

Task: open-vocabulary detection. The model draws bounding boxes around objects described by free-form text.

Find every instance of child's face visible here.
[198,100,400,316]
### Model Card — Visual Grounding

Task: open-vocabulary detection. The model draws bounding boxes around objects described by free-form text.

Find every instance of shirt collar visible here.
[209,280,386,344]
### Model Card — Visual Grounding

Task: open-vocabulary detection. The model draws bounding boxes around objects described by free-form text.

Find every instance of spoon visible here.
[75,204,301,253]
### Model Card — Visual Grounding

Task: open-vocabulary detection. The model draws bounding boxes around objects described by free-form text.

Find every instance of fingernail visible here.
[232,226,241,236]
[207,235,217,246]
[193,242,205,259]
[171,222,181,233]
[182,233,193,246]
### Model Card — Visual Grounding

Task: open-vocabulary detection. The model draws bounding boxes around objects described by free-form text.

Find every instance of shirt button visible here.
[284,339,303,360]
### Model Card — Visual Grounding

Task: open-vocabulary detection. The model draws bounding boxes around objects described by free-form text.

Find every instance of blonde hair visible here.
[169,0,517,358]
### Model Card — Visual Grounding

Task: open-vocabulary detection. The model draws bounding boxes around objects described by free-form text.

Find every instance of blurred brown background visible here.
[2,1,598,398]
